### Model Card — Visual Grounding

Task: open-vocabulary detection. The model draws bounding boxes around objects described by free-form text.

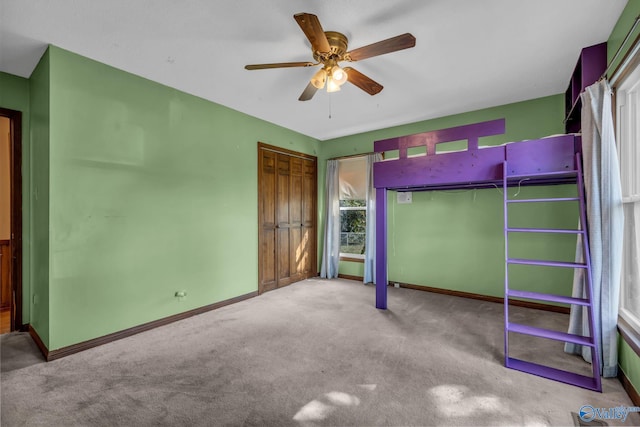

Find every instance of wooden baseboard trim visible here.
[334,275,568,314]
[386,281,570,314]
[619,367,640,406]
[40,291,258,361]
[28,325,49,360]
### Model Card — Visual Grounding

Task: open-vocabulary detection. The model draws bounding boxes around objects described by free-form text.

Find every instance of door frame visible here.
[0,108,23,332]
[257,142,317,294]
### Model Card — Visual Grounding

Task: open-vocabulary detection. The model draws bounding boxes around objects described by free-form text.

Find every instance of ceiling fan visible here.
[245,13,416,101]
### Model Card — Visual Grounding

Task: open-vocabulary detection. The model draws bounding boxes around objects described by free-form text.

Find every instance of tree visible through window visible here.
[340,199,366,256]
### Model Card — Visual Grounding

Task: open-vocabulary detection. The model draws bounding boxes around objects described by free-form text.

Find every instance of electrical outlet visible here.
[394,283,400,288]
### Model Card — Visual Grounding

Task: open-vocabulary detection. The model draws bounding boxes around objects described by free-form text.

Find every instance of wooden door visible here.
[301,159,316,277]
[0,241,10,309]
[0,108,22,333]
[258,143,316,294]
[276,154,293,286]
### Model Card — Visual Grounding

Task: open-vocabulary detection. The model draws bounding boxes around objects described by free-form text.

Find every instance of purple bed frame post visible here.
[375,187,388,309]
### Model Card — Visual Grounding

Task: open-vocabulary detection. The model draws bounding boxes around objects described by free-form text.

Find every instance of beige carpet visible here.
[1,278,638,426]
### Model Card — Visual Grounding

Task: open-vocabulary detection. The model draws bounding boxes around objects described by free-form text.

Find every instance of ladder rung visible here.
[505,358,601,391]
[508,322,594,346]
[507,197,580,203]
[502,157,601,391]
[507,170,578,180]
[507,258,587,268]
[507,289,590,306]
[507,227,583,234]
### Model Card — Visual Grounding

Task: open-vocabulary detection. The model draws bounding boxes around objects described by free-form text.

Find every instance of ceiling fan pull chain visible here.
[328,93,332,119]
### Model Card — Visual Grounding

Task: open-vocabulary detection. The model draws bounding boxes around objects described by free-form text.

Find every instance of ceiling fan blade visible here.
[344,67,383,95]
[245,62,316,70]
[298,81,318,101]
[346,33,416,61]
[294,13,331,53]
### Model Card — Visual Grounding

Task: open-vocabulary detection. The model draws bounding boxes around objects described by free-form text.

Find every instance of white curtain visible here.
[364,153,383,284]
[565,79,625,378]
[320,159,341,278]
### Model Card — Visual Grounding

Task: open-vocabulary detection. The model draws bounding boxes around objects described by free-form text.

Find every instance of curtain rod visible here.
[328,152,374,161]
[604,14,640,83]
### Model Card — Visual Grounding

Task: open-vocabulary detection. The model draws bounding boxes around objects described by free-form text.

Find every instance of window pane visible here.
[339,157,367,200]
[340,208,366,255]
[617,68,640,335]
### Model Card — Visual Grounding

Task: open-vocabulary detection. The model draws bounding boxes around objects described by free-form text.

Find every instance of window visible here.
[615,63,640,334]
[338,157,367,259]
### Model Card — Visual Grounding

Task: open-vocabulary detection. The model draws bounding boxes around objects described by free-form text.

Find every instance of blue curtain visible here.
[364,153,382,284]
[320,160,340,278]
[565,79,625,377]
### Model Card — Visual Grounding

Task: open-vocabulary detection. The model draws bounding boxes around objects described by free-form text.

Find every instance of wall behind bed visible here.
[319,94,573,299]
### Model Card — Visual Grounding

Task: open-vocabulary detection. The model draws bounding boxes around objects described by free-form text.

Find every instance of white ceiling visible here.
[0,1,628,140]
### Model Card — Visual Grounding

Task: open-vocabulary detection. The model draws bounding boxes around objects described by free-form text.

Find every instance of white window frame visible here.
[337,156,368,260]
[615,62,640,336]
[339,203,366,260]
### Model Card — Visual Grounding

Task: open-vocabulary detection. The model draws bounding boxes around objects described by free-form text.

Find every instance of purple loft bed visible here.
[372,118,602,391]
[373,118,580,306]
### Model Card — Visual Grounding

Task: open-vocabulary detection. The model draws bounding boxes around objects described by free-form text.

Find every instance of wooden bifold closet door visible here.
[258,143,317,294]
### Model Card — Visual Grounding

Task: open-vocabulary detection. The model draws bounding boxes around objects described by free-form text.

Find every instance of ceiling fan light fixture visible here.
[245,13,416,101]
[331,65,348,86]
[311,68,327,89]
[326,76,341,93]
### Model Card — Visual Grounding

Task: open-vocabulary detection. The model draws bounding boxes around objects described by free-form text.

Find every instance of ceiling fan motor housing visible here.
[313,31,348,62]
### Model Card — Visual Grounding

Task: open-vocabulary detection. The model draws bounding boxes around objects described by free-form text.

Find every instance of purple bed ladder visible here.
[503,152,602,391]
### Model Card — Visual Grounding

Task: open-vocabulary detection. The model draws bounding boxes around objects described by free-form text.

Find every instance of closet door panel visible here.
[259,149,278,292]
[262,229,277,288]
[302,159,316,277]
[276,155,292,286]
[289,157,304,280]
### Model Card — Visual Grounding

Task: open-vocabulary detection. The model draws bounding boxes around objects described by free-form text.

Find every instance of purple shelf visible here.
[508,258,587,268]
[508,322,593,346]
[506,357,601,391]
[507,197,579,203]
[507,170,578,180]
[507,289,590,306]
[507,227,582,234]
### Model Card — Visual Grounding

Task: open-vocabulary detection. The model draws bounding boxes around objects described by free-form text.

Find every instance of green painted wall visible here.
[619,337,640,395]
[29,49,51,346]
[607,0,640,76]
[320,95,574,299]
[0,71,31,324]
[609,0,640,395]
[44,46,319,349]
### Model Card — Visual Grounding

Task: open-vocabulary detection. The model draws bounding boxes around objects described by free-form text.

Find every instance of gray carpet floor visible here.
[1,278,638,426]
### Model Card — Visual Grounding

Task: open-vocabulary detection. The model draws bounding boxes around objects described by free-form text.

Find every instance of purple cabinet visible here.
[564,42,607,133]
